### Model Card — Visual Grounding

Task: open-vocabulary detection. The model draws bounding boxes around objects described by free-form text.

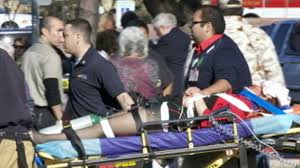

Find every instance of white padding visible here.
[100,119,115,138]
[160,102,169,132]
[187,94,207,118]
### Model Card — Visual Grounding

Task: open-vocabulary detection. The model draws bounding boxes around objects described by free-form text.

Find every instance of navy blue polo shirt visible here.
[150,27,191,97]
[0,49,32,132]
[186,35,252,93]
[69,47,126,117]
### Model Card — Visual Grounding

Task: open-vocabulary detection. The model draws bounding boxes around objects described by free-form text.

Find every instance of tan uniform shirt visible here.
[225,16,285,85]
[21,38,66,107]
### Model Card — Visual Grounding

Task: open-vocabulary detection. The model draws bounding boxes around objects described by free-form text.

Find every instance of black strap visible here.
[0,132,34,168]
[204,95,218,109]
[16,136,28,168]
[62,125,87,161]
[130,104,143,132]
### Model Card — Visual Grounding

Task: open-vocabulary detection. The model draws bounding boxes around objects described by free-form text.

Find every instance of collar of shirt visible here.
[75,55,84,65]
[73,47,93,67]
[98,50,110,60]
[194,34,224,55]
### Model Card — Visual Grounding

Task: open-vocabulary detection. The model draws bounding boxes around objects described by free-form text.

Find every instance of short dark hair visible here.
[121,11,139,28]
[219,0,243,16]
[126,19,149,34]
[96,30,119,55]
[40,17,51,30]
[197,5,225,34]
[40,16,63,35]
[66,18,92,42]
[222,7,243,16]
[14,36,30,49]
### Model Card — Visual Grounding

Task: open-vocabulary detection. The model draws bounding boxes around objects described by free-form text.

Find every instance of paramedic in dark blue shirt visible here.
[0,49,35,167]
[63,18,134,118]
[185,5,252,96]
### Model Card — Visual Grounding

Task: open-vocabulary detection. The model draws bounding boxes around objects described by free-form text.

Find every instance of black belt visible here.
[0,131,33,168]
[0,131,31,140]
[34,105,48,109]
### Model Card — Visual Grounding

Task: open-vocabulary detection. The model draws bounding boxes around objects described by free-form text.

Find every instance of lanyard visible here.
[191,54,205,69]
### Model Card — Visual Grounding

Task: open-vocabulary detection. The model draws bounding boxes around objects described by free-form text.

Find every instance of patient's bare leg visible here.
[33,107,160,143]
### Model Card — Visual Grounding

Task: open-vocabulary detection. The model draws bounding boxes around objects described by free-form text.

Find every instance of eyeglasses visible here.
[13,45,25,49]
[191,21,209,28]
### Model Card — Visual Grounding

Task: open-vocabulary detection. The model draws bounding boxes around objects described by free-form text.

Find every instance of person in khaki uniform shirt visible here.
[22,16,66,129]
[220,0,285,86]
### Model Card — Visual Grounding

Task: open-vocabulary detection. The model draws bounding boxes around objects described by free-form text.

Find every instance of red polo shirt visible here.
[194,34,224,55]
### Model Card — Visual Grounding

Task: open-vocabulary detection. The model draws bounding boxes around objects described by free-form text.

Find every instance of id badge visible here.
[188,69,199,82]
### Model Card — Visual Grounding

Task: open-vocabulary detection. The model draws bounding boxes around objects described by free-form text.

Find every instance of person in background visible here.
[0,40,15,59]
[13,36,30,66]
[96,29,119,60]
[22,16,66,129]
[151,13,191,97]
[124,19,174,96]
[0,49,35,168]
[97,12,116,32]
[63,18,134,118]
[120,11,139,29]
[112,27,171,99]
[220,0,285,85]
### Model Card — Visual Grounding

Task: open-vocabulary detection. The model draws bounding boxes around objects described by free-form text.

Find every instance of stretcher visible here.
[35,111,300,168]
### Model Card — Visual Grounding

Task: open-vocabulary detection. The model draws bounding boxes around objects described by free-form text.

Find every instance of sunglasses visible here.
[190,21,209,28]
[13,45,25,49]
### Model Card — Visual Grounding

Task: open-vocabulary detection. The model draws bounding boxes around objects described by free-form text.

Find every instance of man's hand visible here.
[183,87,206,107]
[185,79,232,98]
[184,87,202,97]
[182,88,208,116]
[116,92,134,112]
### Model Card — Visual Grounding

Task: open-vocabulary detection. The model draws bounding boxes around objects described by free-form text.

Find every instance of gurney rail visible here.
[141,108,233,130]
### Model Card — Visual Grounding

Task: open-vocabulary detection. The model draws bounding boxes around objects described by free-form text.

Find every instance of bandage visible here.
[160,102,169,132]
[261,81,291,109]
[100,119,115,138]
[187,94,207,118]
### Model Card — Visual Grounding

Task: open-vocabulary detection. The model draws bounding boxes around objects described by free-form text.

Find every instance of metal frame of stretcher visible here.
[38,111,250,168]
[39,143,248,168]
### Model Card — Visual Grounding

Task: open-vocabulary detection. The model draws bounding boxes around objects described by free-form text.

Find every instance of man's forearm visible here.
[51,104,63,120]
[163,83,173,96]
[202,79,232,95]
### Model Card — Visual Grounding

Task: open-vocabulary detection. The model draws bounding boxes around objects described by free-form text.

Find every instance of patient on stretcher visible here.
[32,81,296,144]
